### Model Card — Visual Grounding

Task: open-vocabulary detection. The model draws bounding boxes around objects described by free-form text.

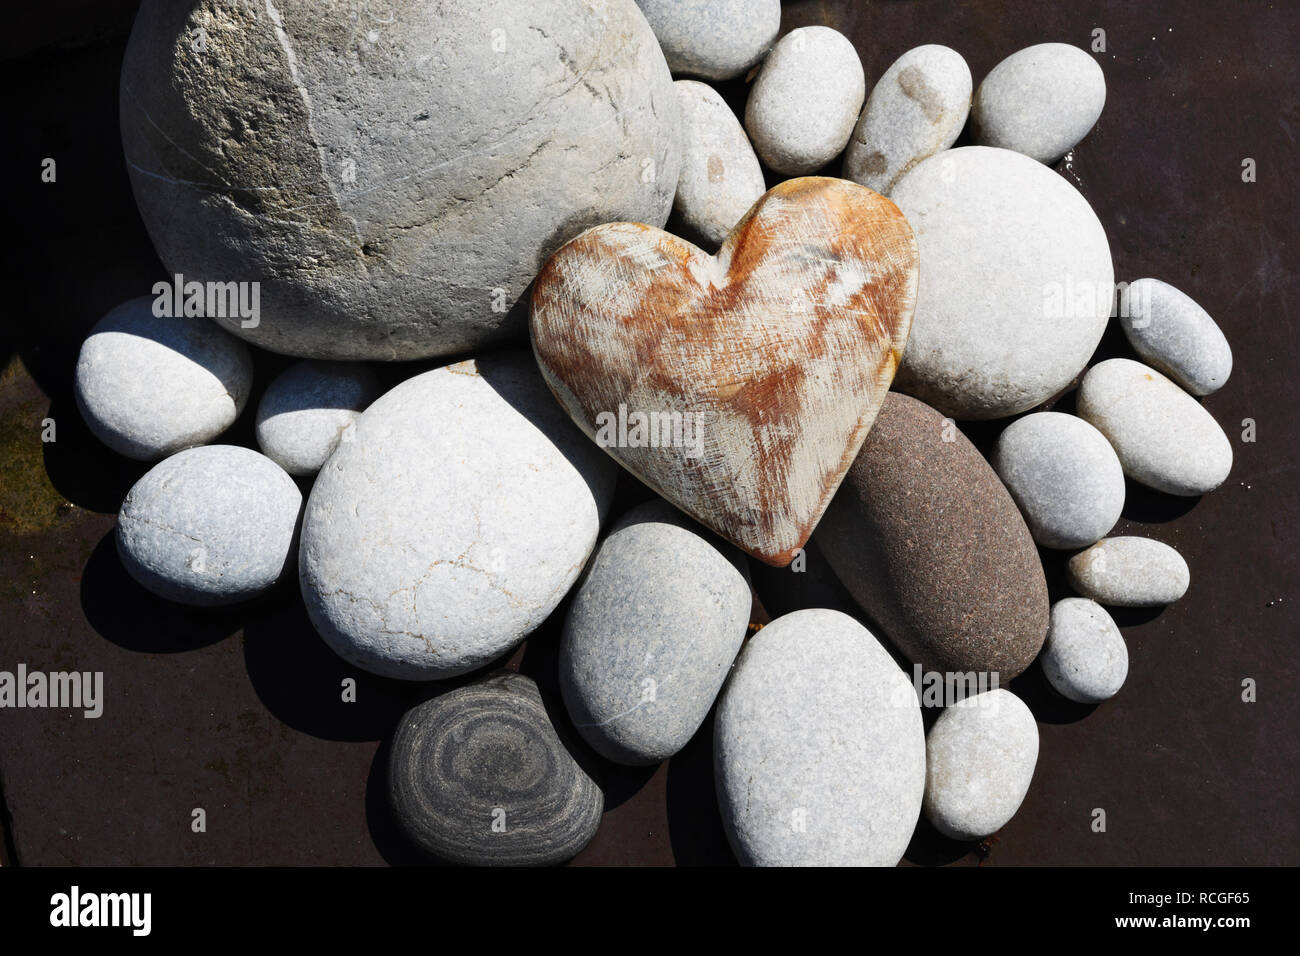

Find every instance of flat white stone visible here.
[117,445,301,606]
[993,411,1125,549]
[890,146,1114,419]
[673,80,766,247]
[1077,358,1233,495]
[1068,536,1190,607]
[635,0,780,81]
[1042,598,1128,703]
[75,297,252,461]
[924,688,1039,841]
[255,360,381,476]
[121,0,681,359]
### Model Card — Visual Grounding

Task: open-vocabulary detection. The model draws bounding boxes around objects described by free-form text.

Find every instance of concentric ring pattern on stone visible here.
[388,672,603,866]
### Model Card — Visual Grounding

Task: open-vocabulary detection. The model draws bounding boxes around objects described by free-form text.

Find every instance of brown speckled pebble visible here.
[817,392,1049,681]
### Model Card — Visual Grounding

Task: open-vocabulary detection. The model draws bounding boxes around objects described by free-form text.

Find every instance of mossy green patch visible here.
[0,368,69,535]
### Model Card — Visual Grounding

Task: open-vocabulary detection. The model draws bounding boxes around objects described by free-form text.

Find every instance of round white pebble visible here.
[117,445,302,606]
[299,354,617,681]
[255,361,382,476]
[75,297,253,461]
[890,146,1114,419]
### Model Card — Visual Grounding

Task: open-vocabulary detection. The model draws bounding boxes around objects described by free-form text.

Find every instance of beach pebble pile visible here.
[72,1,1239,866]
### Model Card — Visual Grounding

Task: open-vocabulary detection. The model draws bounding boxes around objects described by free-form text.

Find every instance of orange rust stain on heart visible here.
[530,177,919,565]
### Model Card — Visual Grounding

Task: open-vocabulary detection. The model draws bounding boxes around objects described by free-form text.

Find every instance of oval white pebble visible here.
[844,44,972,196]
[117,445,301,606]
[924,688,1039,842]
[559,499,751,765]
[75,296,253,461]
[672,80,766,247]
[255,361,381,476]
[993,412,1125,549]
[744,27,866,176]
[635,0,780,81]
[1068,536,1190,607]
[299,353,617,680]
[1077,358,1233,495]
[715,609,925,866]
[972,42,1106,164]
[890,146,1114,419]
[1042,598,1128,703]
[1120,278,1233,396]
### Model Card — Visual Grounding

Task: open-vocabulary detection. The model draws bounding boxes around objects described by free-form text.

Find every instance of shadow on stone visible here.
[241,593,423,743]
[1108,603,1168,627]
[80,528,245,653]
[41,394,149,514]
[364,733,437,867]
[665,709,737,866]
[1121,476,1201,523]
[514,617,648,812]
[903,813,976,867]
[1008,658,1098,725]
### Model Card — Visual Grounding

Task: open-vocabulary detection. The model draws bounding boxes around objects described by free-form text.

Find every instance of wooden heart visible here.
[529,176,918,566]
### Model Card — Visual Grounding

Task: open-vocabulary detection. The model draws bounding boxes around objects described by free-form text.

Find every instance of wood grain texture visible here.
[530,176,918,566]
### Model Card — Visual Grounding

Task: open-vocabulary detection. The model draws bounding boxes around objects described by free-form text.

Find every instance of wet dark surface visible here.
[1,1,1297,865]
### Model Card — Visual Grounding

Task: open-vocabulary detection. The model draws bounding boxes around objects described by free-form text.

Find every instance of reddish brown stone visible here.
[817,393,1049,680]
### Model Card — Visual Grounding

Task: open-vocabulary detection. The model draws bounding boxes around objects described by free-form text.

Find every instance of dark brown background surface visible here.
[1,0,1296,866]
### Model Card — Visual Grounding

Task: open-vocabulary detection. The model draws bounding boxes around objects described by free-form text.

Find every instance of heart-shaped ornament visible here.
[530,176,918,566]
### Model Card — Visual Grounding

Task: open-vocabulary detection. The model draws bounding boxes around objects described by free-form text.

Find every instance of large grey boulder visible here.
[121,0,681,360]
